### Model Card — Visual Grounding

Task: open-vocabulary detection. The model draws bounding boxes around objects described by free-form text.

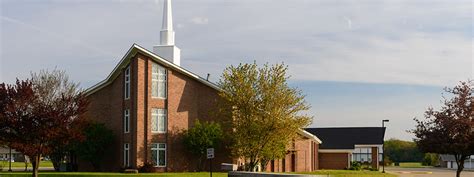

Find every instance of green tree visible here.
[412,81,474,177]
[218,62,311,171]
[422,153,439,166]
[182,120,223,171]
[73,123,114,171]
[384,139,423,163]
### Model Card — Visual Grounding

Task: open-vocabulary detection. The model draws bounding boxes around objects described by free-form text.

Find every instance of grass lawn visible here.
[298,170,397,177]
[397,162,431,168]
[0,172,227,177]
[0,170,395,177]
[0,161,53,168]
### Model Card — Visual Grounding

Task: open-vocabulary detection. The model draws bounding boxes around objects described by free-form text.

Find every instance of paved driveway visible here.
[386,167,474,177]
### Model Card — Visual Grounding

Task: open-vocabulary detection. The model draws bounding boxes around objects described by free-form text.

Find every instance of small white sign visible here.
[207,148,215,159]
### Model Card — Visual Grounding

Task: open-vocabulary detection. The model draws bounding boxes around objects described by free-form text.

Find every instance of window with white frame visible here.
[124,143,130,167]
[124,66,131,99]
[151,63,167,99]
[151,109,167,133]
[124,109,130,133]
[151,143,166,167]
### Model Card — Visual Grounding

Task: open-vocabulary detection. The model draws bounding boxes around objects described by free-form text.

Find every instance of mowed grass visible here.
[0,172,227,177]
[0,170,395,177]
[298,170,397,177]
[0,161,53,168]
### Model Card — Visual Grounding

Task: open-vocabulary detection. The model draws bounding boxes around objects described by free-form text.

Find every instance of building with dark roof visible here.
[305,127,386,170]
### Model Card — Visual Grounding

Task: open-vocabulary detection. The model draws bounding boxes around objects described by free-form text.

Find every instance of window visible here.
[151,143,166,167]
[124,66,130,99]
[124,143,130,167]
[152,63,167,98]
[151,108,167,133]
[124,109,130,133]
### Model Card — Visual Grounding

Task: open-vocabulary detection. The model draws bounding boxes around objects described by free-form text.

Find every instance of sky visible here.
[0,0,472,141]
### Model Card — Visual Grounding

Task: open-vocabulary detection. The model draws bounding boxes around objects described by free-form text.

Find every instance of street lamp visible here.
[382,119,389,173]
[8,146,12,172]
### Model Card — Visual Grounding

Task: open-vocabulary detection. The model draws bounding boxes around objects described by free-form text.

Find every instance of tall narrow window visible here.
[124,109,130,133]
[151,143,166,167]
[151,109,167,133]
[124,66,130,99]
[123,143,130,167]
[152,63,167,98]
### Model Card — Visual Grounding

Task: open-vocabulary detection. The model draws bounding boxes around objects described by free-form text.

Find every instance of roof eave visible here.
[85,44,221,96]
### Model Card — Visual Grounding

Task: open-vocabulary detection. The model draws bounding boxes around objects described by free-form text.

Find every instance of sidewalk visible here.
[0,167,54,172]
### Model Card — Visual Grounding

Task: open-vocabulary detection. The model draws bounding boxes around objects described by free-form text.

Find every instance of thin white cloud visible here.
[190,17,209,25]
[343,16,352,30]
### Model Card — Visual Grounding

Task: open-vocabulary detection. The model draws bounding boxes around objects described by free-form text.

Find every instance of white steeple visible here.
[153,0,181,66]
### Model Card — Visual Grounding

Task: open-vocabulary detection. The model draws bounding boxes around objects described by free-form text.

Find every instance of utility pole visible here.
[382,119,389,173]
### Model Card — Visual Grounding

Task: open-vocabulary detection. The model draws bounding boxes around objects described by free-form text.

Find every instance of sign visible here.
[207,148,215,159]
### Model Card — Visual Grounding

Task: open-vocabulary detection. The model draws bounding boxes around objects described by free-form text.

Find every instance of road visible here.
[386,167,474,177]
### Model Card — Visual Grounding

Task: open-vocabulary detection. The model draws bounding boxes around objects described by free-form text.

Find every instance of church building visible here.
[81,0,326,173]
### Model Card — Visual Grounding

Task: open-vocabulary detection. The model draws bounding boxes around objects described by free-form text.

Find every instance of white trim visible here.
[354,144,383,148]
[85,44,221,96]
[151,108,167,134]
[124,65,131,100]
[151,62,167,99]
[319,149,354,153]
[123,143,130,167]
[152,143,167,167]
[298,129,322,144]
[124,109,130,133]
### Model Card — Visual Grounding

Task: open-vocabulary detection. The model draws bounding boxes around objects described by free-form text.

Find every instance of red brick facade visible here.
[81,45,323,172]
[81,49,232,172]
[319,153,350,169]
[265,134,320,172]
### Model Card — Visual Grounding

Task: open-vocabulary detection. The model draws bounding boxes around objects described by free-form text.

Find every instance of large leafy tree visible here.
[30,69,87,171]
[73,123,114,171]
[412,81,474,177]
[384,139,424,163]
[218,62,311,171]
[182,120,223,171]
[0,70,88,177]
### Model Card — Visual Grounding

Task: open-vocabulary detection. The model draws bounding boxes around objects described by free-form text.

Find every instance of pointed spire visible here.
[162,0,173,31]
[160,0,175,45]
[154,0,181,66]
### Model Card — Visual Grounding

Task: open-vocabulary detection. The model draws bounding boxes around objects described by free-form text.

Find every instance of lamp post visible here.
[8,146,12,172]
[382,119,389,173]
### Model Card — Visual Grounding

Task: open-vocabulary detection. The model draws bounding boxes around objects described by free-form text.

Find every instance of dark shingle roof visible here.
[304,127,386,149]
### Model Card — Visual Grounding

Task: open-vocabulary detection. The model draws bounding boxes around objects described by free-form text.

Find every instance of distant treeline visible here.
[385,139,438,165]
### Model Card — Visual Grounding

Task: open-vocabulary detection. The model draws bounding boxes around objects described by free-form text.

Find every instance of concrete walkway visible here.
[386,167,474,177]
[0,167,54,172]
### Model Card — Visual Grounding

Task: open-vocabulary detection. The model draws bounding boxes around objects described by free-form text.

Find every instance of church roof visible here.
[304,127,386,149]
[85,43,220,96]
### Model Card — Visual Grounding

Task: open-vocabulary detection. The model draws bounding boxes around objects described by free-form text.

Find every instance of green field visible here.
[0,171,395,177]
[0,172,227,177]
[0,161,53,168]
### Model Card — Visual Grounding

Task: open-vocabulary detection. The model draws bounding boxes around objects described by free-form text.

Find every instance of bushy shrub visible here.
[138,162,157,173]
[422,153,439,166]
[348,161,362,170]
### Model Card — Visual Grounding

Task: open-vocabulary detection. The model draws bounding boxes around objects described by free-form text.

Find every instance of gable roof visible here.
[304,127,386,149]
[298,129,322,144]
[85,44,221,96]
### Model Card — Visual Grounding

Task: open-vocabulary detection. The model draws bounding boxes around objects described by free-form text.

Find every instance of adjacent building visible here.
[439,155,474,170]
[305,127,386,170]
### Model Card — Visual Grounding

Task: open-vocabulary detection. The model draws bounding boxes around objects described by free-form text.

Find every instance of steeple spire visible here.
[160,0,174,45]
[154,0,181,66]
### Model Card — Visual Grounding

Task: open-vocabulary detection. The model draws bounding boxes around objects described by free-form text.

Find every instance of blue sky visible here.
[1,0,472,140]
